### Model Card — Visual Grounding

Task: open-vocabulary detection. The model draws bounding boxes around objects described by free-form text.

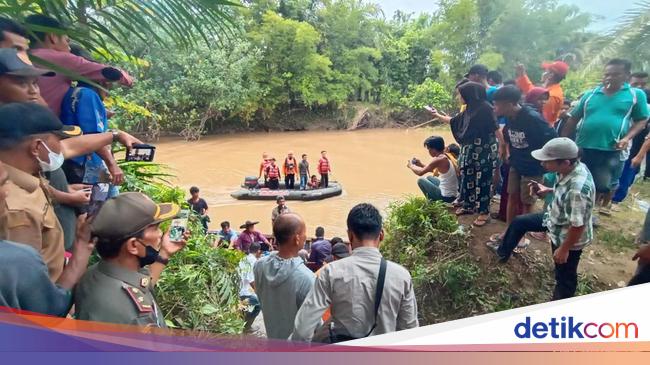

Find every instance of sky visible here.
[373,0,639,32]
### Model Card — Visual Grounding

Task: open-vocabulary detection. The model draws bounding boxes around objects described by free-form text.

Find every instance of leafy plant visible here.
[118,160,246,334]
[381,197,555,325]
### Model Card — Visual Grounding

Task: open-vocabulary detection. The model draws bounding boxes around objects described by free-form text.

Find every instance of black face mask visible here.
[136,240,160,267]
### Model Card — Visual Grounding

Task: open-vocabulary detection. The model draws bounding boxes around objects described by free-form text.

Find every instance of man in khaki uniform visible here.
[0,102,81,280]
[74,192,184,327]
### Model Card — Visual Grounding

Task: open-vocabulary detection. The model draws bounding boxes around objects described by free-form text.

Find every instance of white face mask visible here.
[36,140,64,172]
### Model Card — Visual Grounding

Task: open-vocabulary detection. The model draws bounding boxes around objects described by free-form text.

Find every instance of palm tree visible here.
[582,1,650,74]
[0,0,240,55]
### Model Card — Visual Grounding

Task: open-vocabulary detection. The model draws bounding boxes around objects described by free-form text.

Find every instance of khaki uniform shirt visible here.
[0,164,65,281]
[74,261,166,328]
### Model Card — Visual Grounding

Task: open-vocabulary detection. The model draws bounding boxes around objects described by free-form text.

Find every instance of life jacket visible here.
[319,158,330,173]
[267,165,280,179]
[284,157,297,174]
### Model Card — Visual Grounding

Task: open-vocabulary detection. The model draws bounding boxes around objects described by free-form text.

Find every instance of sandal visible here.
[488,233,503,242]
[455,207,474,216]
[452,199,464,208]
[473,214,491,227]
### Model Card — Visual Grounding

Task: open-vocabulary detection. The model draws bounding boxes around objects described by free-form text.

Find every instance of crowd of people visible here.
[408,60,650,298]
[1,12,650,345]
[257,151,332,190]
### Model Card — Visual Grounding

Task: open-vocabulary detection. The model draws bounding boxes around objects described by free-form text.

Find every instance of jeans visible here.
[268,178,279,190]
[320,173,329,188]
[300,174,308,190]
[240,294,261,327]
[84,163,119,197]
[496,212,582,300]
[612,158,640,203]
[497,213,547,260]
[417,176,456,203]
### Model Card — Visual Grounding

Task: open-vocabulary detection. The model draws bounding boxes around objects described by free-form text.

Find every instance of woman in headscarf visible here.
[428,81,500,227]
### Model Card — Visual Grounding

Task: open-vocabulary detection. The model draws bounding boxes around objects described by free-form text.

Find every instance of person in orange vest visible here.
[318,151,331,188]
[283,151,299,190]
[258,152,270,186]
[266,158,281,190]
[515,61,568,126]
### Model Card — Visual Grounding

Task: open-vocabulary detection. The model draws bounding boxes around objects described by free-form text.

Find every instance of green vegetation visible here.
[7,1,647,137]
[118,160,245,334]
[381,197,555,324]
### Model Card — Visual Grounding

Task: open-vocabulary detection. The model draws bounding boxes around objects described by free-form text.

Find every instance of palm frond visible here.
[581,1,650,74]
[2,0,242,55]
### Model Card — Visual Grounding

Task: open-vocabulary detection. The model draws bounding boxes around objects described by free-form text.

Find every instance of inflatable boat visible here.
[231,178,343,201]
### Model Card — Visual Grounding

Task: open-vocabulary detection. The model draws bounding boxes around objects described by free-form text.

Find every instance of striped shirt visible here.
[543,162,595,250]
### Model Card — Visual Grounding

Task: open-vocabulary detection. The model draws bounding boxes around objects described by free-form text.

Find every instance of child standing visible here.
[318,151,331,188]
[299,154,310,190]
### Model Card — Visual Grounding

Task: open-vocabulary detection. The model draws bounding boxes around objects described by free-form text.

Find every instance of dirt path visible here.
[458,188,644,295]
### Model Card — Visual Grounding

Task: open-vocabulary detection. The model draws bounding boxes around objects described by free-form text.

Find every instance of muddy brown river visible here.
[155,128,454,237]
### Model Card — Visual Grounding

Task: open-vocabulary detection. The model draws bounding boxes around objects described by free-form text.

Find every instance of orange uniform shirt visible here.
[516,75,564,125]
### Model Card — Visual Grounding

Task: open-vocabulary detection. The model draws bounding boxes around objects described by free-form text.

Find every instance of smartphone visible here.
[126,144,156,162]
[169,209,190,242]
[87,183,111,218]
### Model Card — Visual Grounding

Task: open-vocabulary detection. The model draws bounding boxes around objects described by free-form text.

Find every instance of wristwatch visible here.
[108,129,120,142]
[155,256,169,265]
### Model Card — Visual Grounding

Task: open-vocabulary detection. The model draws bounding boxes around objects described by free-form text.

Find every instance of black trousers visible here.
[285,174,295,190]
[320,173,329,188]
[268,178,279,190]
[628,262,650,286]
[497,212,582,300]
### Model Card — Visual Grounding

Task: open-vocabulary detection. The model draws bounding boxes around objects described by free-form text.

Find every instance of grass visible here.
[596,229,637,251]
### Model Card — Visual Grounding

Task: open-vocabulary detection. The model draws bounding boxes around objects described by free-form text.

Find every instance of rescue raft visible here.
[231,178,343,201]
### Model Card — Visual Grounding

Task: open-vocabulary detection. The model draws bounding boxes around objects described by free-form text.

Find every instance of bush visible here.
[119,160,245,334]
[381,197,554,325]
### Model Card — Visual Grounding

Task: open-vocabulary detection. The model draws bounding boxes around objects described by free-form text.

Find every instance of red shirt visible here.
[31,48,133,116]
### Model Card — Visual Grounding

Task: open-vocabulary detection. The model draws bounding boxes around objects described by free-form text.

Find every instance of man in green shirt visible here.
[561,59,649,214]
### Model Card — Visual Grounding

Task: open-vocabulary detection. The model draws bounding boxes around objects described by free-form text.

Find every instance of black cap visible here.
[0,102,81,140]
[332,243,350,259]
[464,64,489,78]
[24,14,69,34]
[0,48,54,77]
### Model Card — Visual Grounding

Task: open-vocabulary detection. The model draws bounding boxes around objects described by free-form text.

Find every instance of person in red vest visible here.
[318,151,331,188]
[258,152,270,186]
[283,151,299,190]
[266,158,281,190]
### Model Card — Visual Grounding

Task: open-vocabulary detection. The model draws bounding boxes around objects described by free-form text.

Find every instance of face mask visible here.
[36,140,64,172]
[136,240,160,267]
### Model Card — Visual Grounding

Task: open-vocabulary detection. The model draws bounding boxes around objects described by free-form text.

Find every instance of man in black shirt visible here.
[187,186,209,231]
[492,86,557,241]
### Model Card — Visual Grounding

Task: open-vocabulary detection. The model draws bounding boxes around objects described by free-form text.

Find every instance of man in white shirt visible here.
[239,241,262,330]
[291,203,419,343]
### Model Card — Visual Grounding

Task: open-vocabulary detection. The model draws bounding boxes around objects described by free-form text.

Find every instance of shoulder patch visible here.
[122,284,153,313]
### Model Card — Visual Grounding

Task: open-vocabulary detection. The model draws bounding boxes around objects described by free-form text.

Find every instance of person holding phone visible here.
[74,192,186,327]
[487,138,595,300]
[428,81,502,227]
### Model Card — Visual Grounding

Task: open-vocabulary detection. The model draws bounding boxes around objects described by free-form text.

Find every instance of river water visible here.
[155,128,454,237]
